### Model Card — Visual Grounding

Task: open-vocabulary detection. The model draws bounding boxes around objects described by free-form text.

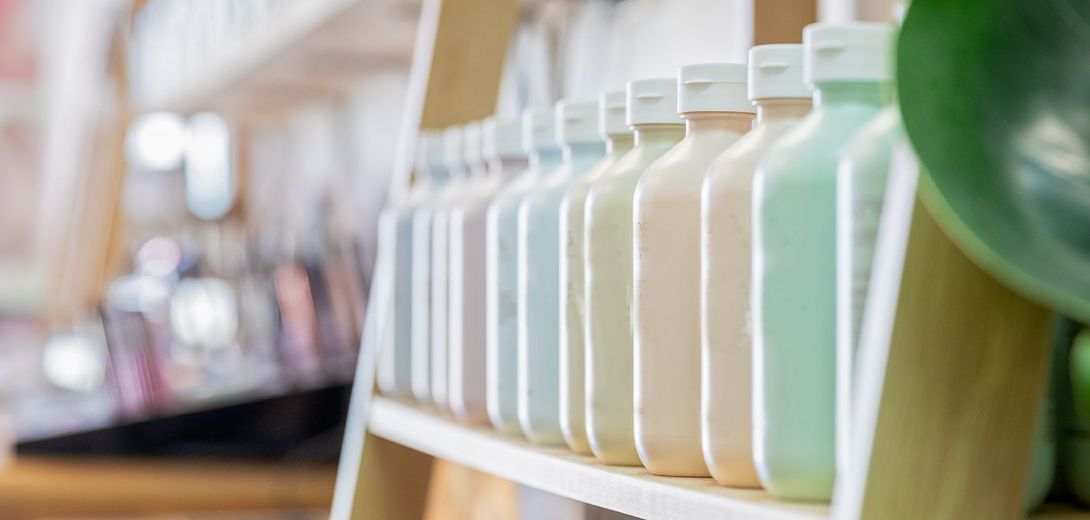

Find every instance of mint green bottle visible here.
[752,22,893,501]
[1056,320,1090,507]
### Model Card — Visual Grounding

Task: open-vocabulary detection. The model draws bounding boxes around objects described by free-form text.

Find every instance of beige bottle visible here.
[701,45,810,487]
[584,78,684,465]
[558,91,631,454]
[633,64,754,477]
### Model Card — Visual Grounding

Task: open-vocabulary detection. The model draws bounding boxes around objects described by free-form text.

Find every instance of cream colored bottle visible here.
[584,78,684,465]
[485,108,563,433]
[429,125,470,411]
[447,120,498,424]
[410,130,448,402]
[700,45,811,487]
[633,64,754,477]
[558,91,631,454]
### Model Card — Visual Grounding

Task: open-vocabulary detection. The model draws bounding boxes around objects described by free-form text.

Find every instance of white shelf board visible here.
[367,396,829,520]
[135,0,419,117]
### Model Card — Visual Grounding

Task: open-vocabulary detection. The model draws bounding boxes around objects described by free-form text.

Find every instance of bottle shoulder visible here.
[641,133,746,183]
[704,127,781,189]
[842,107,904,164]
[762,105,887,173]
[592,145,673,189]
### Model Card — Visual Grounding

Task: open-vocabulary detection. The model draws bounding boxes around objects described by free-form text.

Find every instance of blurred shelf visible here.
[367,396,828,520]
[135,0,421,117]
[0,457,334,518]
[17,382,351,459]
[1038,506,1090,519]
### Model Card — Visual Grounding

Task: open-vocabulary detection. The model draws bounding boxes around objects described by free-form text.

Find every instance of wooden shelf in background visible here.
[135,0,421,118]
[0,458,335,519]
[367,396,828,520]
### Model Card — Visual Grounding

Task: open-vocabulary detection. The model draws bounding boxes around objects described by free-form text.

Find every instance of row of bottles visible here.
[377,21,1063,508]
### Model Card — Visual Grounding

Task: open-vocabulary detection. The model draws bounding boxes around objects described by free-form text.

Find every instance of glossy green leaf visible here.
[898,0,1090,323]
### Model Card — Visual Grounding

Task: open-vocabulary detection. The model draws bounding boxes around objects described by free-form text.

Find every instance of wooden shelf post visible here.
[331,0,519,518]
[833,146,1054,519]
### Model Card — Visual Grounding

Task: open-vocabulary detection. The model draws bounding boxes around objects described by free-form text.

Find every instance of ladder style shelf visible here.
[332,1,1088,519]
[368,397,827,520]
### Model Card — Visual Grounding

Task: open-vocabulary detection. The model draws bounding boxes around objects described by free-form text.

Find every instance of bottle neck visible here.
[812,81,891,109]
[528,148,562,171]
[562,141,606,161]
[446,165,466,181]
[632,125,686,147]
[754,98,813,124]
[487,156,529,178]
[605,133,634,156]
[682,112,755,136]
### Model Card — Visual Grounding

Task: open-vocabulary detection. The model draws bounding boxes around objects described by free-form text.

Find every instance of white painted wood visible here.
[329,228,393,520]
[368,396,828,520]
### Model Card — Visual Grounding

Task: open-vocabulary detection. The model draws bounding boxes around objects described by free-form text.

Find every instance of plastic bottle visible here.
[633,64,754,477]
[559,91,632,454]
[518,100,606,445]
[410,130,449,402]
[377,133,443,398]
[834,104,900,474]
[428,125,470,411]
[485,108,563,434]
[475,117,531,431]
[584,78,684,465]
[448,119,503,424]
[701,44,811,488]
[752,22,893,500]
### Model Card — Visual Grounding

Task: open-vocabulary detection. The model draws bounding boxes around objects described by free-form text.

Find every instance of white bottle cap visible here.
[556,100,602,144]
[443,125,464,171]
[599,90,628,136]
[463,120,484,167]
[483,116,525,161]
[418,129,446,172]
[627,78,683,126]
[804,22,894,85]
[522,106,560,152]
[748,44,809,100]
[678,63,753,114]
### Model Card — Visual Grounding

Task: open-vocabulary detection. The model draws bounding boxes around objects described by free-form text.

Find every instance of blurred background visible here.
[0,0,890,518]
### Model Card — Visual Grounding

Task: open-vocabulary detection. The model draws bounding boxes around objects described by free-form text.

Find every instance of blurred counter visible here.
[0,458,334,519]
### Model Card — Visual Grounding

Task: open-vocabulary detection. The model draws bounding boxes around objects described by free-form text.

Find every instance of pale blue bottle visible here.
[485,107,563,434]
[753,22,894,500]
[518,100,605,444]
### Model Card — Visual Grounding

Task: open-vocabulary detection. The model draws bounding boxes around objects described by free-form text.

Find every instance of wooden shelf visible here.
[135,0,420,117]
[367,396,828,520]
[0,457,334,518]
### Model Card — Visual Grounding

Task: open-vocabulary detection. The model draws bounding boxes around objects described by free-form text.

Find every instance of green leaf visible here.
[898,0,1090,323]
